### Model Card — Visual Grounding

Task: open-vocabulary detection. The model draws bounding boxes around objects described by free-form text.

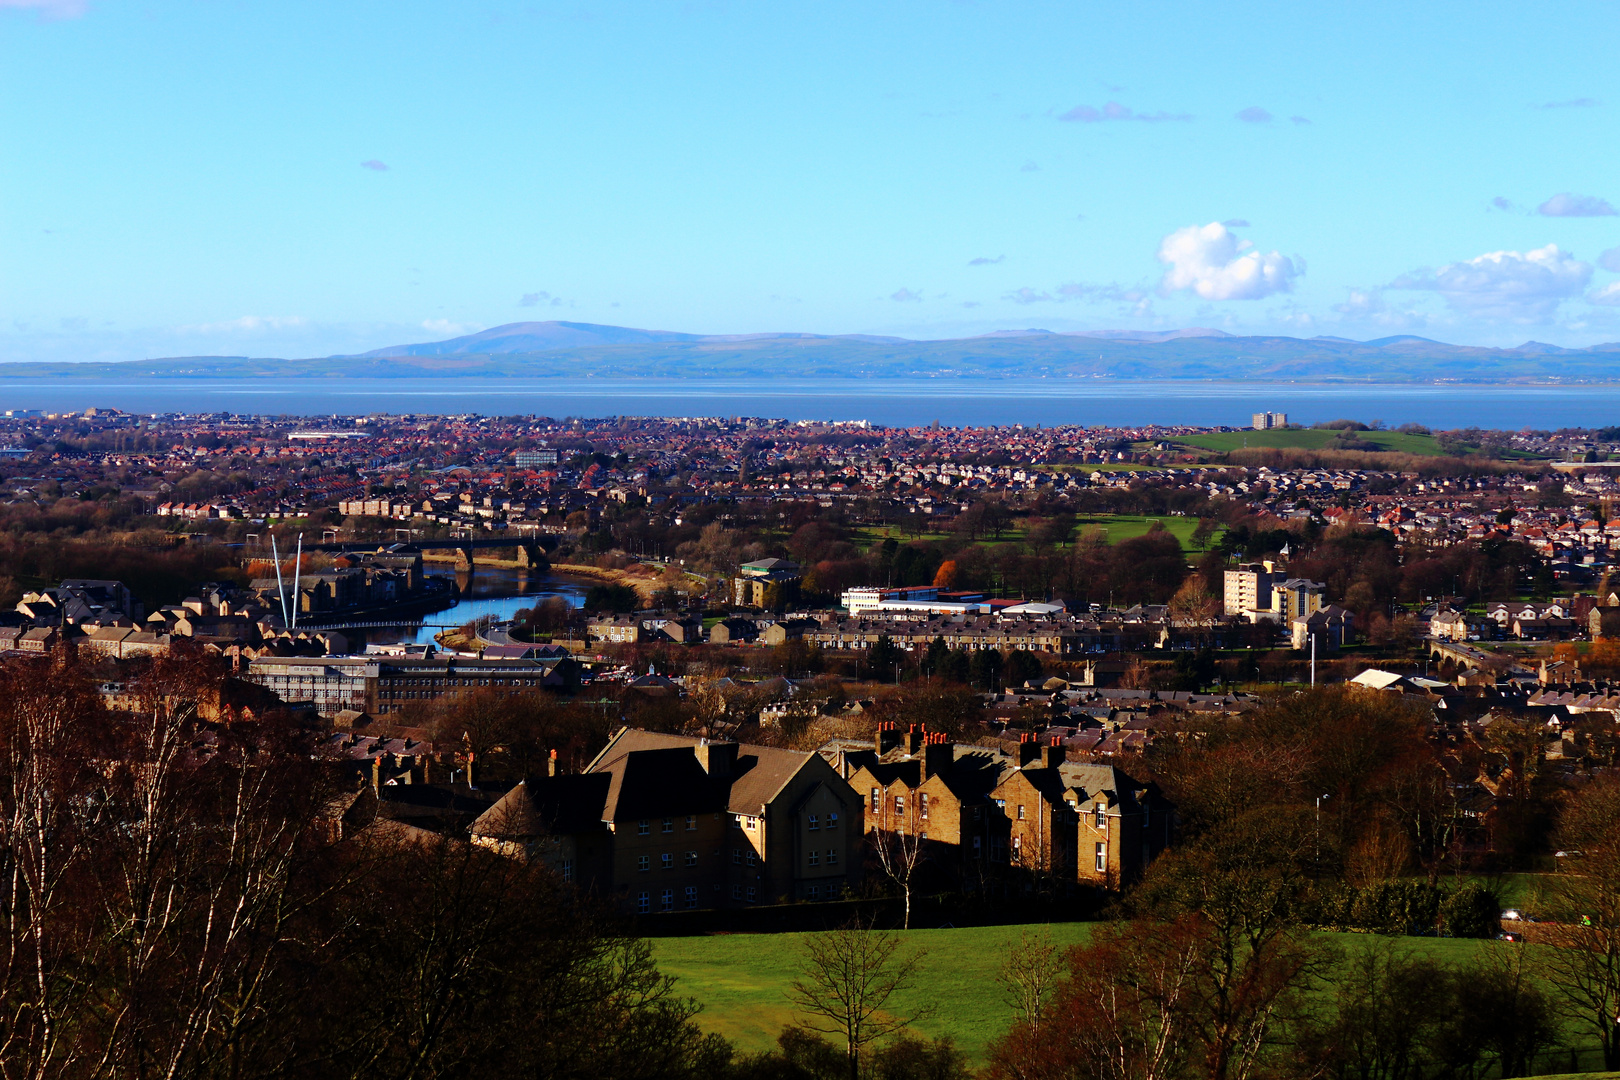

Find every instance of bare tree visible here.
[787,919,934,1080]
[1537,774,1620,1070]
[869,796,928,930]
[996,927,1065,1031]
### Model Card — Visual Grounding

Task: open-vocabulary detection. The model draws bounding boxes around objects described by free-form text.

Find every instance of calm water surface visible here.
[7,376,1620,428]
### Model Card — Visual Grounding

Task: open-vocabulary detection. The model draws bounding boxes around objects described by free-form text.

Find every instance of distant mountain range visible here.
[7,321,1620,382]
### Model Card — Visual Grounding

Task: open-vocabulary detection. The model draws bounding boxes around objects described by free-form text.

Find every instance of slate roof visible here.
[471,774,615,839]
[587,728,817,817]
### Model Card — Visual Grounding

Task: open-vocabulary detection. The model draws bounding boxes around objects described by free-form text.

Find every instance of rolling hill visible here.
[4,322,1620,382]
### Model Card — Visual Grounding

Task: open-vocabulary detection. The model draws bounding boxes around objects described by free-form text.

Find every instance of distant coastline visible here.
[3,320,1619,385]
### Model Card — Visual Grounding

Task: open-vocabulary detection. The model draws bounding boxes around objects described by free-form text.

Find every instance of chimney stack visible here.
[694,740,738,776]
[922,732,954,779]
[1018,732,1042,768]
[905,724,925,756]
[1040,735,1067,769]
[876,721,903,756]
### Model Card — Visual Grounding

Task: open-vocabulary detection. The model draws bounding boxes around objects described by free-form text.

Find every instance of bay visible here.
[5,376,1620,429]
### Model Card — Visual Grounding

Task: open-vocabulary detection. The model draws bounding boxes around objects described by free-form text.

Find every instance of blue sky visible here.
[2,0,1619,362]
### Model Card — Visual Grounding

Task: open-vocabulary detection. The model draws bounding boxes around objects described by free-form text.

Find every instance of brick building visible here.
[828,724,1173,894]
[469,729,862,914]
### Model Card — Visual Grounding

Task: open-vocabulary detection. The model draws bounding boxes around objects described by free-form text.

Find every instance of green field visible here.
[656,923,1093,1059]
[654,925,1550,1064]
[1075,513,1221,551]
[856,515,1219,552]
[1174,429,1445,455]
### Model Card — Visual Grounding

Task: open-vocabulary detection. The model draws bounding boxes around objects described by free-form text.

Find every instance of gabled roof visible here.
[471,774,614,838]
[586,728,819,816]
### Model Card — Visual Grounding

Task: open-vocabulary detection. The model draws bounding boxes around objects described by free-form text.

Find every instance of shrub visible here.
[1441,882,1500,939]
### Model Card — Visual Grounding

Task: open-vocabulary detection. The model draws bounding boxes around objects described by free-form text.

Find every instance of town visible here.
[4,406,1620,1077]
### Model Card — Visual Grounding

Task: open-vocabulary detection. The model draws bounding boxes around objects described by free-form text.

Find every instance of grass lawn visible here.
[1174,429,1444,456]
[1075,514,1222,551]
[654,925,1577,1065]
[855,515,1220,553]
[655,923,1095,1060]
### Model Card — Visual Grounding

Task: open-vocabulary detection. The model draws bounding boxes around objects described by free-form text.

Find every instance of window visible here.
[637,855,650,873]
[746,816,758,830]
[561,858,573,882]
[732,848,742,865]
[685,885,698,909]
[973,807,982,822]
[827,847,838,866]
[1095,842,1107,872]
[1017,804,1026,821]
[972,835,982,859]
[808,849,820,867]
[995,798,1005,809]
[894,795,904,817]
[808,813,819,831]
[808,884,820,901]
[732,885,742,900]
[637,891,650,914]
[685,850,698,867]
[827,811,839,830]
[870,788,880,813]
[660,889,674,912]
[745,849,758,867]
[992,838,1006,862]
[661,853,673,871]
[746,886,756,903]
[662,818,674,833]
[686,815,697,831]
[919,793,929,820]
[1012,835,1022,864]
[826,881,841,899]
[637,819,650,836]
[1094,804,1105,828]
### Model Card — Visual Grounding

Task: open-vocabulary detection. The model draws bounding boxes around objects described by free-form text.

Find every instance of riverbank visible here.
[549,561,667,601]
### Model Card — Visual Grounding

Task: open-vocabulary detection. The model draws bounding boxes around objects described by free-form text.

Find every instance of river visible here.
[361,567,588,647]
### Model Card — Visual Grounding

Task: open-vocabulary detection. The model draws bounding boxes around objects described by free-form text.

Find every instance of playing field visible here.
[855,514,1219,552]
[1073,513,1219,550]
[653,925,1542,1063]
[1174,429,1444,455]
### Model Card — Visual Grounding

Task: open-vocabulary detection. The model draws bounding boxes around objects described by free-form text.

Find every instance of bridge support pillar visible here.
[454,544,474,572]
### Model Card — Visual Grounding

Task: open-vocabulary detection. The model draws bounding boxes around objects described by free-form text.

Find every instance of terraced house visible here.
[826,724,1174,894]
[470,729,862,913]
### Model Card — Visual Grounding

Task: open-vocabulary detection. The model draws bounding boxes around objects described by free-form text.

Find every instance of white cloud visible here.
[360,159,389,172]
[1333,289,1385,317]
[1388,244,1592,321]
[890,287,923,302]
[1598,246,1620,273]
[0,0,87,18]
[1538,192,1617,217]
[1059,101,1191,123]
[1156,222,1299,300]
[420,318,476,336]
[1235,106,1272,123]
[1589,281,1620,306]
[1003,287,1052,304]
[182,315,309,335]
